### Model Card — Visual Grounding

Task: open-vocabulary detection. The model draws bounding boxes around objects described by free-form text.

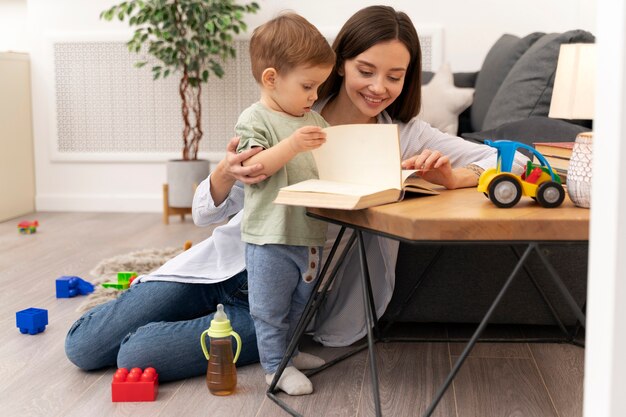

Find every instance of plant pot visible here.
[166,159,210,208]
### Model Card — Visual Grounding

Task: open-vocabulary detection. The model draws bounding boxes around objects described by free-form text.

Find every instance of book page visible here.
[402,169,419,183]
[401,170,440,195]
[312,124,402,190]
[280,179,388,196]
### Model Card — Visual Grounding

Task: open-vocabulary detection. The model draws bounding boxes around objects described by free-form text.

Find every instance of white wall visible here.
[249,0,596,72]
[0,0,28,52]
[5,0,596,212]
[584,2,626,416]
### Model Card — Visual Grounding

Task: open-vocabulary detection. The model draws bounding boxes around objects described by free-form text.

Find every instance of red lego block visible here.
[111,367,158,402]
[525,167,544,184]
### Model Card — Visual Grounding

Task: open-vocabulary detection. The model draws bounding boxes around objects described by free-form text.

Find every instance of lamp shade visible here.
[549,43,596,120]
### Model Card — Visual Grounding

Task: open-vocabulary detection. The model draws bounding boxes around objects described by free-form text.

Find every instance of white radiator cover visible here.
[49,29,442,161]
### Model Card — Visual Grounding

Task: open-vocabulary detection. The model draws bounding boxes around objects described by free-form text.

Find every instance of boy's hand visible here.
[287,126,327,153]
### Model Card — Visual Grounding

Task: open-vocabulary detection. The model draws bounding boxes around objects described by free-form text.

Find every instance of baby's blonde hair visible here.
[249,12,335,83]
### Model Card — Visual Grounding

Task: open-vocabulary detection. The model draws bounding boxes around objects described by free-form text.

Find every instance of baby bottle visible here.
[200,304,242,396]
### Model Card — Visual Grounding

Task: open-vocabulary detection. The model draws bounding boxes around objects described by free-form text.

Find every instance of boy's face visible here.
[265,64,332,117]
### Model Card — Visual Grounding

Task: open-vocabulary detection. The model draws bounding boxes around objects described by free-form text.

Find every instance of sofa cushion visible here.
[422,71,478,88]
[472,32,544,132]
[462,116,591,157]
[419,63,474,135]
[482,30,595,131]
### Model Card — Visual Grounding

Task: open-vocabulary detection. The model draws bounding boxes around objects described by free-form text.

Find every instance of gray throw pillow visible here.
[472,32,544,132]
[462,116,590,157]
[422,71,477,88]
[482,30,595,131]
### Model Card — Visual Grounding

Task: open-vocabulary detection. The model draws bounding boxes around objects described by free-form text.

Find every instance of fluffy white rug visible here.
[76,246,184,313]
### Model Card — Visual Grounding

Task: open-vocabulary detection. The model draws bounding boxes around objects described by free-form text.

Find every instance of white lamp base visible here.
[566,132,593,208]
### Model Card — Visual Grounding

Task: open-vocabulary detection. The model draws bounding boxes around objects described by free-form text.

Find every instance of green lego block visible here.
[102,282,129,290]
[117,271,137,284]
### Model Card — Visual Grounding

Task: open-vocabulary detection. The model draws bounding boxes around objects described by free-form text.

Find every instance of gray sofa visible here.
[384,30,594,326]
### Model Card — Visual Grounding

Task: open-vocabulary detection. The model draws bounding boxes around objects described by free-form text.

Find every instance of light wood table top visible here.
[308,186,589,242]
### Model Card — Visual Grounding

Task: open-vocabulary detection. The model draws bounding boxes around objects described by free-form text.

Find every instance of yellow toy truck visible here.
[477,140,565,208]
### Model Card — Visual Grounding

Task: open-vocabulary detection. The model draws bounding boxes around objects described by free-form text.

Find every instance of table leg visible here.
[267,228,357,415]
[422,243,535,417]
[509,245,571,337]
[357,230,383,417]
[534,245,586,327]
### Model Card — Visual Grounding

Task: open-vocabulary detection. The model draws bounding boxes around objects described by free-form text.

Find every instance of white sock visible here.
[266,366,313,396]
[292,352,325,370]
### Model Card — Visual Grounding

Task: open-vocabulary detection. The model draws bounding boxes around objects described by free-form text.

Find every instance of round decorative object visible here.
[566,132,593,208]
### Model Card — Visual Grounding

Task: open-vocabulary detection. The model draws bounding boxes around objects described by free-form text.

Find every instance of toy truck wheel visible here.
[536,181,565,208]
[488,176,522,208]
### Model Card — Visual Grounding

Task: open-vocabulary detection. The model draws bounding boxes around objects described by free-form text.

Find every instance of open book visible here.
[274,124,439,210]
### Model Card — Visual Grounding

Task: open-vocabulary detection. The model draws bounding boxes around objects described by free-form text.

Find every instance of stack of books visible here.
[532,141,575,181]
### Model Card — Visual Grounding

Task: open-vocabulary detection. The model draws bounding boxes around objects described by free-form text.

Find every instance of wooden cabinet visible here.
[0,52,35,222]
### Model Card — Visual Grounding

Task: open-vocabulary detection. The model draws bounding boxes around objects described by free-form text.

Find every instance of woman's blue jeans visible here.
[64,271,258,382]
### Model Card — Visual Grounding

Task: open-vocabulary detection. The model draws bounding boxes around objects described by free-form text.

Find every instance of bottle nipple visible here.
[207,304,233,337]
[214,304,227,322]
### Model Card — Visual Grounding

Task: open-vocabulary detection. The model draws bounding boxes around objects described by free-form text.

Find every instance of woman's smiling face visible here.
[340,39,411,119]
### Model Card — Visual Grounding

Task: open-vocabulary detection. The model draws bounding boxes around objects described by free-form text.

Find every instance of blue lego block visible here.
[77,279,95,295]
[56,276,94,298]
[56,276,80,298]
[16,308,48,335]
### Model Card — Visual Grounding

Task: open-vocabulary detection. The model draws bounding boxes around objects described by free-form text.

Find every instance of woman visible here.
[65,5,524,384]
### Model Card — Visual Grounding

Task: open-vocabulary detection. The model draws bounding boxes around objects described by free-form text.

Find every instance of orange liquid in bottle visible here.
[206,338,237,395]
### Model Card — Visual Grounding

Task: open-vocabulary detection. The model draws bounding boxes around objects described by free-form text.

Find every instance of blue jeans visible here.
[64,271,258,382]
[246,243,322,374]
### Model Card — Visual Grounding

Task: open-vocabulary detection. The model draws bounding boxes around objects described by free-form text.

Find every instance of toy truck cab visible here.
[477,140,565,208]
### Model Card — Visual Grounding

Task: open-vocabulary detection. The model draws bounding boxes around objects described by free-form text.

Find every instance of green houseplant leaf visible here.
[101,0,260,160]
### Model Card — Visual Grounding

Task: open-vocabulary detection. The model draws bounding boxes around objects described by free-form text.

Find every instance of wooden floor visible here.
[0,212,584,417]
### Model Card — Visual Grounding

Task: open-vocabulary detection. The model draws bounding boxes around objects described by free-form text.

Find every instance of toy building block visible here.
[56,276,95,298]
[17,220,39,234]
[525,167,544,184]
[102,271,137,290]
[117,271,137,285]
[111,367,159,402]
[102,282,128,290]
[16,308,48,335]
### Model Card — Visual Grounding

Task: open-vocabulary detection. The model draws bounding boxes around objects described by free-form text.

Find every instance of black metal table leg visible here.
[422,243,536,417]
[267,220,587,417]
[267,228,357,415]
[534,246,586,327]
[509,245,571,337]
[356,230,382,417]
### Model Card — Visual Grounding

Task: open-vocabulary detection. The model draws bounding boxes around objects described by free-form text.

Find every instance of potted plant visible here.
[101,0,260,208]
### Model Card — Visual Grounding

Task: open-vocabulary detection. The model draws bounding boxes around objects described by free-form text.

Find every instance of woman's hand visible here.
[401,149,456,189]
[223,137,267,184]
[209,137,267,206]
